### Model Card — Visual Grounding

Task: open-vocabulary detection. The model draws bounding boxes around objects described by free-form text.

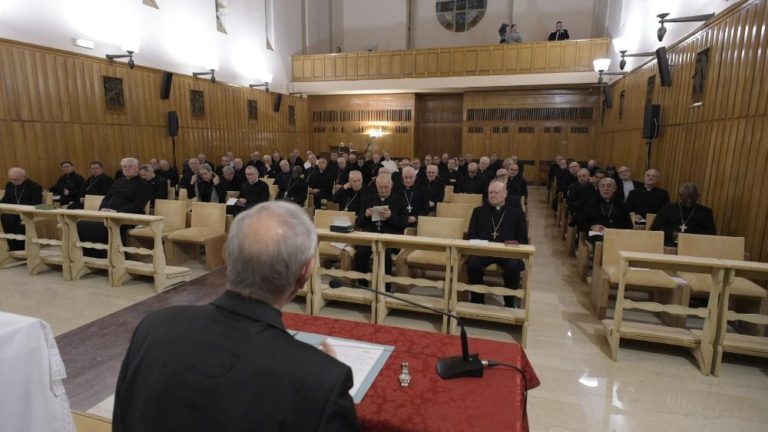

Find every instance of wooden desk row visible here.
[604,251,768,376]
[308,229,536,346]
[0,204,191,292]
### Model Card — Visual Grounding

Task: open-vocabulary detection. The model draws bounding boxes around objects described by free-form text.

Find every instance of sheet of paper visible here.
[671,276,689,285]
[588,230,604,237]
[371,205,388,222]
[226,198,238,206]
[329,242,347,250]
[469,239,489,245]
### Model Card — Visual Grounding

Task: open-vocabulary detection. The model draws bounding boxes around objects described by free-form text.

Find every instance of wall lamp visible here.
[593,58,626,84]
[617,50,656,70]
[249,73,273,93]
[106,44,138,69]
[657,12,715,42]
[193,69,217,83]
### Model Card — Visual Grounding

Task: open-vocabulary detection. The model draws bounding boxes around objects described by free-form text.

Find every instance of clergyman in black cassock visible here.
[577,178,633,243]
[466,180,528,308]
[651,182,717,246]
[330,171,369,214]
[50,161,86,207]
[1,168,43,251]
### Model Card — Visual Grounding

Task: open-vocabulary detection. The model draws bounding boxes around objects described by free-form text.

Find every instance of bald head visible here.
[8,168,26,186]
[376,173,393,198]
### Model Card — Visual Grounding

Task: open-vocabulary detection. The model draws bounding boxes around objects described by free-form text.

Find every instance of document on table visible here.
[588,230,604,237]
[226,198,239,206]
[371,205,389,222]
[292,331,394,403]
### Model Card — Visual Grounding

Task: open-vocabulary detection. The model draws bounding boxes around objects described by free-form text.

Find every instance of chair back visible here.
[178,188,189,201]
[226,191,240,199]
[602,229,664,269]
[416,216,464,239]
[678,234,745,260]
[190,201,226,233]
[436,202,474,233]
[262,178,275,185]
[84,195,104,211]
[450,193,483,207]
[0,190,4,200]
[42,191,54,205]
[444,185,454,203]
[314,210,355,229]
[645,213,656,230]
[269,184,278,200]
[153,199,188,231]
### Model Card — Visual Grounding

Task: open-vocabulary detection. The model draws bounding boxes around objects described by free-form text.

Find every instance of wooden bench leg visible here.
[204,235,227,270]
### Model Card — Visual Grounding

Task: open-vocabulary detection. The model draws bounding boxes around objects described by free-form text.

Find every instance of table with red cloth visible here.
[283,312,540,432]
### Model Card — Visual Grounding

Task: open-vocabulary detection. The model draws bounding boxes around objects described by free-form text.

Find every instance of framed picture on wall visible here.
[103,76,125,113]
[248,99,258,120]
[692,48,710,106]
[191,90,205,118]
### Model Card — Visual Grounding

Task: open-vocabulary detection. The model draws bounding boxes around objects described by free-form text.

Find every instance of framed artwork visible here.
[692,48,710,106]
[191,90,205,118]
[248,99,258,120]
[645,75,656,105]
[103,76,125,113]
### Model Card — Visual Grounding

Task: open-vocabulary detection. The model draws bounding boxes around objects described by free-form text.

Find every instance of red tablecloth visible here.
[284,313,539,432]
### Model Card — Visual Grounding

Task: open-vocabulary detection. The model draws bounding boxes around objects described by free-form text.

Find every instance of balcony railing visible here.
[292,38,610,82]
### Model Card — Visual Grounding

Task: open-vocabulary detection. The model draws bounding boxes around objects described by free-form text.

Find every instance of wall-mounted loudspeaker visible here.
[273,93,282,112]
[642,104,661,140]
[161,72,173,99]
[655,47,672,87]
[168,111,179,137]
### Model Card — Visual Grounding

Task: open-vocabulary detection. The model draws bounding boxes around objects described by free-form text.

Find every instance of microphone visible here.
[328,278,484,379]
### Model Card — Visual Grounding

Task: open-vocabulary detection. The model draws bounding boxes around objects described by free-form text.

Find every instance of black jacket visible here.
[468,203,528,244]
[1,179,43,205]
[279,176,308,206]
[625,186,670,217]
[577,195,633,233]
[457,174,486,194]
[356,193,408,234]
[113,291,360,432]
[157,167,179,188]
[50,172,86,206]
[239,180,270,209]
[548,29,570,41]
[652,202,717,246]
[100,176,152,214]
[331,185,370,214]
[145,175,168,206]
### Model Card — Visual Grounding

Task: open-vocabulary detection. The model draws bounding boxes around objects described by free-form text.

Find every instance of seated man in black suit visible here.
[578,177,633,243]
[1,167,43,251]
[467,180,528,308]
[419,165,445,214]
[279,166,309,206]
[625,168,670,219]
[395,167,429,228]
[233,166,270,215]
[138,164,168,209]
[50,160,86,208]
[113,201,360,431]
[548,20,570,41]
[617,165,642,201]
[566,168,593,225]
[77,158,152,258]
[331,170,369,214]
[354,174,408,291]
[457,162,486,194]
[652,182,717,246]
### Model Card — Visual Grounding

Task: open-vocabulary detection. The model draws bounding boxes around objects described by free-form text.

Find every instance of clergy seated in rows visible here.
[275,160,293,191]
[354,174,408,291]
[493,168,524,210]
[617,165,642,201]
[437,153,450,178]
[477,157,494,182]
[288,148,304,169]
[456,162,486,194]
[77,158,152,258]
[191,165,227,203]
[138,164,168,208]
[457,155,469,175]
[442,158,461,188]
[548,155,564,190]
[50,160,85,208]
[215,155,231,176]
[504,161,528,205]
[247,151,264,171]
[566,168,594,225]
[395,167,429,228]
[232,158,246,184]
[1,167,43,251]
[279,166,308,206]
[557,161,580,198]
[334,157,351,188]
[331,171,369,214]
[577,177,633,243]
[68,161,113,209]
[420,165,445,213]
[625,169,670,219]
[651,182,717,246]
[551,158,569,212]
[308,158,336,209]
[466,180,528,308]
[156,159,179,188]
[179,158,201,199]
[586,159,600,176]
[231,166,270,215]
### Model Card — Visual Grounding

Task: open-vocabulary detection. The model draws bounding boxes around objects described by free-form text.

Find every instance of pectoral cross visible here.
[492,230,499,240]
[406,205,413,213]
[376,221,382,231]
[680,224,687,233]
[283,192,288,199]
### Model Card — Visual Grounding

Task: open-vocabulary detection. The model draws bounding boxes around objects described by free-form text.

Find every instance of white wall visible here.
[305,0,331,54]
[338,0,408,52]
[0,0,303,92]
[604,0,733,73]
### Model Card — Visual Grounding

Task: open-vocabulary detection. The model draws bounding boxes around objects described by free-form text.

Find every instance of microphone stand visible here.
[329,278,484,379]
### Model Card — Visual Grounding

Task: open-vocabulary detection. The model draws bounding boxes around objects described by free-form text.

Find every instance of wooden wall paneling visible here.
[546,43,563,71]
[531,43,547,72]
[503,44,518,72]
[414,51,427,76]
[438,49,451,76]
[425,49,438,76]
[465,48,478,74]
[517,44,532,70]
[476,47,490,74]
[292,57,302,80]
[756,0,768,115]
[391,52,403,77]
[561,41,577,71]
[402,51,414,76]
[368,53,379,78]
[379,52,391,78]
[358,53,369,79]
[333,55,345,79]
[452,48,465,74]
[324,56,334,80]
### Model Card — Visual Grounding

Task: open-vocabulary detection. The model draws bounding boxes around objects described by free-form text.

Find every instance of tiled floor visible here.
[2,188,767,431]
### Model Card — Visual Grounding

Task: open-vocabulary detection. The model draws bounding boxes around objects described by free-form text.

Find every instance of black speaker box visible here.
[603,86,613,109]
[168,111,179,137]
[655,47,672,87]
[161,71,173,99]
[642,104,661,140]
[273,93,282,112]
